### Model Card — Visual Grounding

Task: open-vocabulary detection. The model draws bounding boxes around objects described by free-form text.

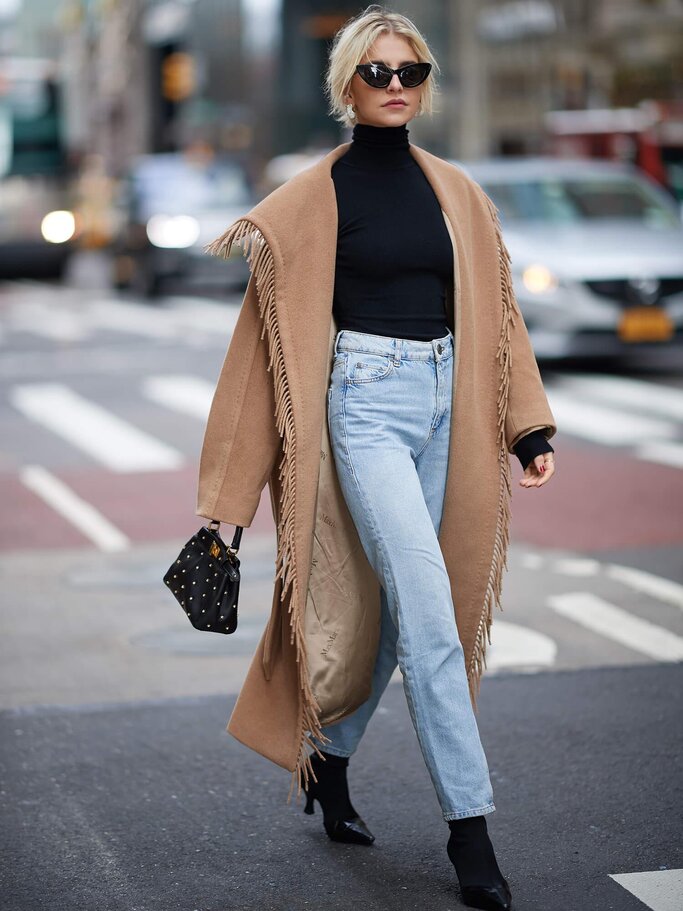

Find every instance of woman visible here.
[198,7,556,910]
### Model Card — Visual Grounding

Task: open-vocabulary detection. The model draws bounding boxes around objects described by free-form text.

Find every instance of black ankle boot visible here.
[302,751,375,845]
[446,815,512,910]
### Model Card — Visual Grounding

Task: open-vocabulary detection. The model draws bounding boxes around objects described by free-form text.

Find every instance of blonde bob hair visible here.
[324,4,441,128]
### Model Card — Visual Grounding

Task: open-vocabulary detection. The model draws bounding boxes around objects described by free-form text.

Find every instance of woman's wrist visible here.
[513,429,554,471]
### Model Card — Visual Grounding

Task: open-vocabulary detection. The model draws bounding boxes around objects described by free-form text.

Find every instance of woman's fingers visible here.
[519,452,555,488]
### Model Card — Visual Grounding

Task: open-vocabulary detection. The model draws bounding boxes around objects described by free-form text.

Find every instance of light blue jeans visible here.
[310,327,495,822]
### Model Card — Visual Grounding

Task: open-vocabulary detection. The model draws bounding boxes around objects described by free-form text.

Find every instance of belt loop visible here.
[393,337,401,366]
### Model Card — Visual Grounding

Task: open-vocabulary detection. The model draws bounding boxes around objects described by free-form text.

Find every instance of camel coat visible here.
[196,139,557,803]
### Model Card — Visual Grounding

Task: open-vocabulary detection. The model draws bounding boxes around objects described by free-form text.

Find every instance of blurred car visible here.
[111,152,254,297]
[0,57,78,279]
[453,156,683,361]
[261,146,332,193]
[0,174,77,278]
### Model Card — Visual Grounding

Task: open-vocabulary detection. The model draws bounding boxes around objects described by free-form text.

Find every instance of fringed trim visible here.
[205,220,331,804]
[467,194,519,709]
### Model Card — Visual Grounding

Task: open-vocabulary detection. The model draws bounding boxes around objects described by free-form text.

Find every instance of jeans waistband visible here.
[334,328,454,363]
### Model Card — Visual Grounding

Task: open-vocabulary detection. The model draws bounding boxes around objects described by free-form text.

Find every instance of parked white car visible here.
[454,157,683,361]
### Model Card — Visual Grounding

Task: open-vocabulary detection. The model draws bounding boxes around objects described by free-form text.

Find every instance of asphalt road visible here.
[2,664,681,911]
[1,268,682,910]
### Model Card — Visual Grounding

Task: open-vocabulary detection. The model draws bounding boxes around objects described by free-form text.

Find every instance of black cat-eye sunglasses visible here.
[355,61,432,89]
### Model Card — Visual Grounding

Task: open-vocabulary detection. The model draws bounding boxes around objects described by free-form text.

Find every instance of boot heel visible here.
[300,750,375,845]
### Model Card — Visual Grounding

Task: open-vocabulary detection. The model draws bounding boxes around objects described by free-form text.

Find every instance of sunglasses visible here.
[355,61,432,89]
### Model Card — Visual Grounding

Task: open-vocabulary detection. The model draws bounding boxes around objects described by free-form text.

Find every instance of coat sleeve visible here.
[482,192,558,455]
[504,288,557,454]
[512,428,554,470]
[195,272,281,527]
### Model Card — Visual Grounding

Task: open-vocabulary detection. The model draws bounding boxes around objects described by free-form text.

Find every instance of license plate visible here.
[617,306,674,342]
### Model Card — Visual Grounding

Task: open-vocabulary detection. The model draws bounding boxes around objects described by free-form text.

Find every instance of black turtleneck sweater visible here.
[332,121,452,341]
[331,121,554,472]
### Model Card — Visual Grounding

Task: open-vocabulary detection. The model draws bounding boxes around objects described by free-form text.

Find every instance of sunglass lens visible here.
[358,64,391,87]
[400,63,431,87]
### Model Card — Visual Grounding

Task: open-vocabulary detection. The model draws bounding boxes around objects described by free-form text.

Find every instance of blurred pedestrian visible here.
[198,6,556,910]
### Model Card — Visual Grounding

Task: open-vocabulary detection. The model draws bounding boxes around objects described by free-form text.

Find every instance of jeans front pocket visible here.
[347,352,395,385]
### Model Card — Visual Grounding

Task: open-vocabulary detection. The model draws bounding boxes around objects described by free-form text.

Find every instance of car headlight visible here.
[146,215,200,249]
[41,210,76,244]
[522,264,559,294]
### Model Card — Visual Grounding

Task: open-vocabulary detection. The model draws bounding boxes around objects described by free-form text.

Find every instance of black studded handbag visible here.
[163,520,243,634]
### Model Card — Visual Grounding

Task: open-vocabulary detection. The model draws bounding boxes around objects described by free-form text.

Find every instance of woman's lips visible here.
[384,101,406,107]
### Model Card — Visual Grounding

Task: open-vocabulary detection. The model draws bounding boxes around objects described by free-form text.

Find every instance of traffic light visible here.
[161,52,195,103]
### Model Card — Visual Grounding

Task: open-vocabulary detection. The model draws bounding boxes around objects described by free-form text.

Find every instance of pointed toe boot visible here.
[459,882,512,911]
[447,815,512,910]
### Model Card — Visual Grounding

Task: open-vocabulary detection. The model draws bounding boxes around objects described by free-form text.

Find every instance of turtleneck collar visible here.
[340,121,416,171]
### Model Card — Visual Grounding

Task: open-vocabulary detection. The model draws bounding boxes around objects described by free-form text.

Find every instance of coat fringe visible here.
[466,194,521,709]
[205,220,331,805]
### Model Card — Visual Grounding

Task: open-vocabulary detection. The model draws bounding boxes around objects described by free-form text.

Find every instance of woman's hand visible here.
[519,452,555,488]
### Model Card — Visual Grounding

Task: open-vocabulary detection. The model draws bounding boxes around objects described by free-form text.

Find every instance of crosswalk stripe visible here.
[2,289,240,342]
[10,383,184,472]
[485,620,557,671]
[547,592,683,662]
[8,300,88,342]
[88,300,177,339]
[609,869,683,911]
[545,389,676,446]
[142,375,214,420]
[605,563,683,611]
[162,296,240,336]
[21,464,130,552]
[635,441,683,470]
[559,374,683,422]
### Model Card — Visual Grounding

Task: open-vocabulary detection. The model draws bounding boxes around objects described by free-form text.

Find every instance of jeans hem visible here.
[443,802,496,821]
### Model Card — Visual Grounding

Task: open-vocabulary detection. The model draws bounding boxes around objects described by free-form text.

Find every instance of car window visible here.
[132,159,251,215]
[481,176,679,228]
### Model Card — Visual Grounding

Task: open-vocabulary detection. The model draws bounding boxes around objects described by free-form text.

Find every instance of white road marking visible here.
[605,564,683,611]
[142,375,214,420]
[545,389,677,446]
[163,296,240,336]
[519,552,545,570]
[547,592,683,662]
[10,383,184,472]
[389,620,558,684]
[21,465,129,552]
[88,300,177,339]
[635,441,683,470]
[2,291,239,342]
[550,557,601,576]
[560,374,683,422]
[609,869,683,911]
[7,300,88,341]
[486,621,557,671]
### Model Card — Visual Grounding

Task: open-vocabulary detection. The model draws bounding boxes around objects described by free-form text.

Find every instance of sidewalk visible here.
[0,532,278,710]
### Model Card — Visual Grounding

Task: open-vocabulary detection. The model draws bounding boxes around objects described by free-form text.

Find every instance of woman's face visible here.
[345,32,423,128]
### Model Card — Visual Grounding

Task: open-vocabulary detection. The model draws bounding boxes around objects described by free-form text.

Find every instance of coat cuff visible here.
[512,428,554,471]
